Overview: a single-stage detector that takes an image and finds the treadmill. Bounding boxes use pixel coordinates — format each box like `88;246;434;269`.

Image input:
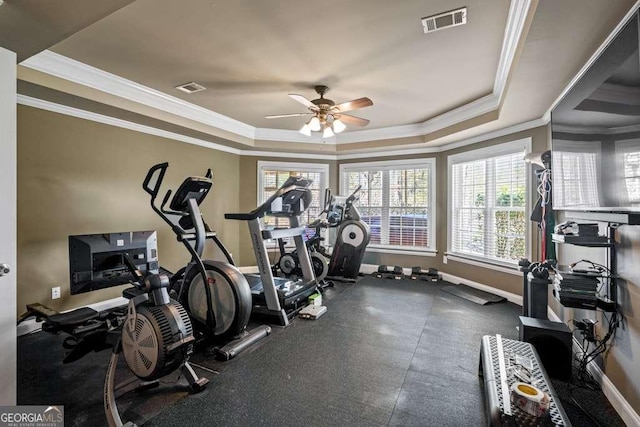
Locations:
225;176;319;326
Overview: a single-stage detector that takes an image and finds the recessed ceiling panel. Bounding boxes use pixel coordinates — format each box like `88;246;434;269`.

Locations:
50;0;509;132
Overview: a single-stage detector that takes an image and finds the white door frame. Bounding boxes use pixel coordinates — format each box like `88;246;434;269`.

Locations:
0;46;17;405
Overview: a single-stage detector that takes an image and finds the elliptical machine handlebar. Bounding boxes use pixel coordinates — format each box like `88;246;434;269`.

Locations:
143;162;169;198
347;185;362;204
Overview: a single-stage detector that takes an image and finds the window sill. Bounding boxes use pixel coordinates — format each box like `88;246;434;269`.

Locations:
366;246;437;257
444;253;521;276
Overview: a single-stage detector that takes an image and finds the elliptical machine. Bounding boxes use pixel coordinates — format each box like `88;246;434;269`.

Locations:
327;185;371;281
142;163;270;358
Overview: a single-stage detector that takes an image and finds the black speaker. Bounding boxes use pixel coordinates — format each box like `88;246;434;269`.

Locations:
524;274;549;320
519;316;572;381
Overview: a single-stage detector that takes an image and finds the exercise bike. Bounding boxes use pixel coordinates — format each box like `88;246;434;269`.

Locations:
20;250;208;427
274;189;339;288
142;163;270;358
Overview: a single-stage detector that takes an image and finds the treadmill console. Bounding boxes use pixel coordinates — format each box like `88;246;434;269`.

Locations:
266;177;313;218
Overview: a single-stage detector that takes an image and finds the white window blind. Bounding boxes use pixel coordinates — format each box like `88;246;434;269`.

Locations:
257;161;329;229
448;140;529;265
616;140;640;205
340;159;436;252
553;141;600;208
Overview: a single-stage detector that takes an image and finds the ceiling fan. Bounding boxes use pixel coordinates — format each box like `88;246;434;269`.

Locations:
265;85;373;137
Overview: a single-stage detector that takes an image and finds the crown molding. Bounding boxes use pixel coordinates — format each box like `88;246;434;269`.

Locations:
19;94;549;161
20;50;256;140
19;1;532;147
336;93;498;144
553;122;640;135
17;94;244;155
338;117;547;159
253;127;335;144
494;0;533;103
17;94;333;159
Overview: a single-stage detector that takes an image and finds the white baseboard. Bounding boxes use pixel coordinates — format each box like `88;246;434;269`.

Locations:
360;263;523;305
237;266;259;274
439;272;523;306
548;308;640;426
17;296;129;337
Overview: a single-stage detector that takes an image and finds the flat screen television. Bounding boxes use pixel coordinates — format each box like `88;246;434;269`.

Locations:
551;11;640;212
68;231;159;295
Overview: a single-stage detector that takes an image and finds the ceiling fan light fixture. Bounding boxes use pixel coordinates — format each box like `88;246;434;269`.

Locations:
308;116;321;132
300;123;312;136
332;118;346;133
323;126;335;138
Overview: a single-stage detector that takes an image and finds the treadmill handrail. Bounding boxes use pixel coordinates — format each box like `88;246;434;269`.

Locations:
225;179;312;222
225;209;263;221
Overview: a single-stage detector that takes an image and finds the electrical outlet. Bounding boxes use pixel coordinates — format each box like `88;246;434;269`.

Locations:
443;255;448;264
51;286;61;300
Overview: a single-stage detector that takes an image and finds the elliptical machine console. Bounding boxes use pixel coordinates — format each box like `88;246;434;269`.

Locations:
226;176;319;326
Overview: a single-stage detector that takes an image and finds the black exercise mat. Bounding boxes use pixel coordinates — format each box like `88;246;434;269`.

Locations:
441;284;506;305
19;277;623;427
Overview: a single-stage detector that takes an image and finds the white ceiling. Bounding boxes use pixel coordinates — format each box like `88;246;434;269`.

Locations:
4;0;639;154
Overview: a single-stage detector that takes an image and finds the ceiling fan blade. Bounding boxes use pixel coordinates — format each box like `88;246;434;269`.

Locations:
331;97;373;113
289;94;318;110
265;113;312;119
335;114;370;127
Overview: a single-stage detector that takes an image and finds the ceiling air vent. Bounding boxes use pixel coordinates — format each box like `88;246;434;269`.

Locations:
421;7;467;34
175;82;206;94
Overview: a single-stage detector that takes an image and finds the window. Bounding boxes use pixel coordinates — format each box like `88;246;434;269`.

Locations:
553;140;601;208
448;139;530;266
616;140;640;205
257;161;329;229
340;159;436;252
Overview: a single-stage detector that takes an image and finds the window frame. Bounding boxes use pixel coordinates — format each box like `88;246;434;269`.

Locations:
447;138;532;269
339;158;437;255
257;160;330;228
